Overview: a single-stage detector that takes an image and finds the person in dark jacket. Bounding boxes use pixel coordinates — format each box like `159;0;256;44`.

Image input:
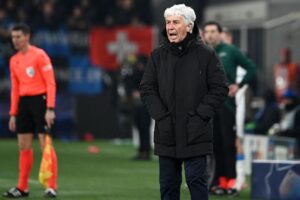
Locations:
123;54;152;160
139;4;228;200
276;89;300;154
253;90;280;135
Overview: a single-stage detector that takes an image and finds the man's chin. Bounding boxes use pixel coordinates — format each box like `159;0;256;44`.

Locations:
169;39;179;43
168;36;178;42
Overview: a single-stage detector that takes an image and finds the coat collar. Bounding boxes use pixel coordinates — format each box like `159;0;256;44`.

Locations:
161;24;202;56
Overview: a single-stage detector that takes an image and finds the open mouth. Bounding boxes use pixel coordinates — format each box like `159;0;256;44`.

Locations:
168;33;177;40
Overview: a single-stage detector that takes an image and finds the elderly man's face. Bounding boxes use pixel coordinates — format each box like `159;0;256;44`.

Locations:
165;15;190;43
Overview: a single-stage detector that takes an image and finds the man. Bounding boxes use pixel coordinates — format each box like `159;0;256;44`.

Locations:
253;90;280;135
3;24;57;198
276;89;300;153
222;27;248;191
274;48;300;103
140;4;228;200
221;27;233;45
123;54;152;160
202;21;256;196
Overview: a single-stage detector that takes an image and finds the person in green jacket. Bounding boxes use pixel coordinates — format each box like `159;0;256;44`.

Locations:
202;21;256;196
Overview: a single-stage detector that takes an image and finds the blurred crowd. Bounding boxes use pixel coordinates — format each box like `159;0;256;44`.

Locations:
247;47;300;147
0;0;152;32
0;0;153;96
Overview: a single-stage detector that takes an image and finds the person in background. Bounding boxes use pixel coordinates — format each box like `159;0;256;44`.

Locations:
123;54;152;160
203;21;256;196
253;90;281;135
221;27;233;45
3;23;57;198
276;89;300;155
274;48;300;103
221;26;252;191
140;4;228;199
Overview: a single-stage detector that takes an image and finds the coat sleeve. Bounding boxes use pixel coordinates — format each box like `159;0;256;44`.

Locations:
139;53;168;121
196;50;229;120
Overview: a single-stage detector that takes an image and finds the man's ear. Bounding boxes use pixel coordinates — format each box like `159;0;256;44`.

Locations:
186;24;192;32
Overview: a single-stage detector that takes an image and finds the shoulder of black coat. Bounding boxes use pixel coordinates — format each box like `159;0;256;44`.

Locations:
194;40;214;57
151;44;166;57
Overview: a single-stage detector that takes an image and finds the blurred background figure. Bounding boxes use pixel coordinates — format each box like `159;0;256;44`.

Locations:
122;54;151;160
104;0;151;26
203;21;256;196
222;26;249;192
252;90;281;135
276;89;300;154
105;0;139;26
274;48;300;103
221;27;233;45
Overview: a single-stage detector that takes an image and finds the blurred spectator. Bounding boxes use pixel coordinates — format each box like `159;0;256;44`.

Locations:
0;7;14;81
274;48;300;103
0;0;152;30
16;8;29;24
123;54;151;160
135;0;152;25
276;89;300;153
0;8;11;39
105;0;140;26
253;90;281;135
67;6;89;31
221;27;233;45
67;0;95;31
34;0;61;30
80;0;95;21
4;0;18;21
104;0;152;26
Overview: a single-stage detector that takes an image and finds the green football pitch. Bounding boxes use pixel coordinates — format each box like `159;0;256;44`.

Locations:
0;139;251;199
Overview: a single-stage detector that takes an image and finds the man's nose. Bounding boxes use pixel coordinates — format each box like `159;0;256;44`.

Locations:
168;23;175;29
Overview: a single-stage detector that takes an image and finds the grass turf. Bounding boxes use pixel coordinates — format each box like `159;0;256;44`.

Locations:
0;139;251;199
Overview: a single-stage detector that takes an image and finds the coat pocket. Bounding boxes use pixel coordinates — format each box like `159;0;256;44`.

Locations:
154;116;175;146
186;115;212;145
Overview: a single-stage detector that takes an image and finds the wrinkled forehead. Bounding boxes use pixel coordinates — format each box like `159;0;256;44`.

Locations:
165;14;185;22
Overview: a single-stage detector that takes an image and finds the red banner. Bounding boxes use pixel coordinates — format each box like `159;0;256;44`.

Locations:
89;26;155;70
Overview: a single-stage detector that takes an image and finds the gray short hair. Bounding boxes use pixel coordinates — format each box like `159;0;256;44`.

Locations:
164;4;196;32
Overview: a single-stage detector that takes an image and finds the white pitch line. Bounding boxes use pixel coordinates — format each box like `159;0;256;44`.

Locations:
58;191;104;195
0;178;39;185
28;179;40;184
0;179;104;196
